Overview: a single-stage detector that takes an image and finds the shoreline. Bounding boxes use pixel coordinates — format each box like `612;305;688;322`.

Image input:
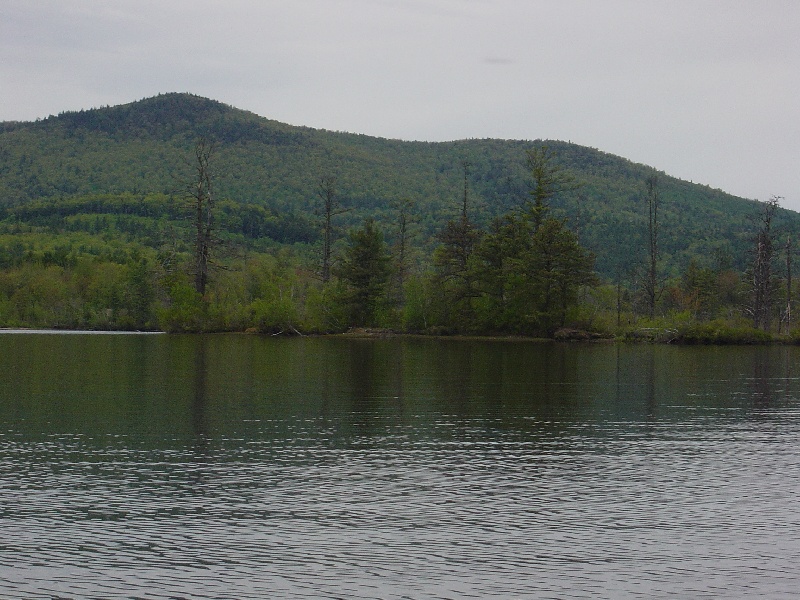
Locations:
1;326;795;345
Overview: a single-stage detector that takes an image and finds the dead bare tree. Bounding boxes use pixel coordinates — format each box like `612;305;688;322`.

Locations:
786;235;793;334
189;137;215;296
643;173;662;319
750;196;780;331
391;197;416;302
316;176;350;283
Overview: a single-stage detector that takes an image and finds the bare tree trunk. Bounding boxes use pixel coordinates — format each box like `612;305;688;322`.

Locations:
190;138;214;296
753;234;771;330
785;235;792;334
317;176;349;283
433;161;481;326
751;197;779;331
391;197;415;302
645;174;660;319
458;160;474;274
461;160;470;223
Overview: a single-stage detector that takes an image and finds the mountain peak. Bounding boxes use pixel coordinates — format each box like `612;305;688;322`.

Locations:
44;92;231;136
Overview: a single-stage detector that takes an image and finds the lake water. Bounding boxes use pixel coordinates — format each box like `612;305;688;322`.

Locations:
2;333;800;599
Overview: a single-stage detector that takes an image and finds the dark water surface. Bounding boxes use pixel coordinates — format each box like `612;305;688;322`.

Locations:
2;333;800;599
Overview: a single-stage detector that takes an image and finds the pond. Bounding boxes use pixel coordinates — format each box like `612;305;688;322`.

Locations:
1;333;800;598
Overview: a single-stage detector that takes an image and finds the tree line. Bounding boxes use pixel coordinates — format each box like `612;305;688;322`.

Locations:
0;138;795;341
4;93;779;286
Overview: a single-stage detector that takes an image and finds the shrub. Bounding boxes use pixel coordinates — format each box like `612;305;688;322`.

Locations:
677;320;773;344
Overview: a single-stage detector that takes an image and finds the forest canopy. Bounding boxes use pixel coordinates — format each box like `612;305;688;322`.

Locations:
0;93;798;339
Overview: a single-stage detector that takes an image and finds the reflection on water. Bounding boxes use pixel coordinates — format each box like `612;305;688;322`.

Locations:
190;336;209;455
2;335;800;598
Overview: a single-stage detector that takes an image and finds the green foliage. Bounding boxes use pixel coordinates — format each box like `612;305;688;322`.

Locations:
471;214;531;331
432;212;482;329
334;219;393;327
157;274;205;332
245;256;302;333
303;281;350;333
524;218;597;334
677;319;774;344
249;294;298;333
525;145;577;230
0;193;315;248
400;274;436;332
2;93;800;341
3;93;796;283
126;258;156;329
468;211;596;335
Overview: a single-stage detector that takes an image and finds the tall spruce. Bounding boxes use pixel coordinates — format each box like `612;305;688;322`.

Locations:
433;161;481;327
335;218;392;327
525;146;575;232
526;217;596;333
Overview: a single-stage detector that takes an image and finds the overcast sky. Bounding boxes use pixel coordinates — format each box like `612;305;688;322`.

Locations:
2;0;799;209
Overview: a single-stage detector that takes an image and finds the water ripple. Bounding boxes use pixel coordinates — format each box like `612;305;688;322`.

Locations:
2;409;800;599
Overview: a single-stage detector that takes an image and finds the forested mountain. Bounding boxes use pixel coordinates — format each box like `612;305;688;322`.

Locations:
2;92;795;277
0;93;796;336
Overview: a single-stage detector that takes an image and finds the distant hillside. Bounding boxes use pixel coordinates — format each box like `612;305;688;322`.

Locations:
1;92;796;276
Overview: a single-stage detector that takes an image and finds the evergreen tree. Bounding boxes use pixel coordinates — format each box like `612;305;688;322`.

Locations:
674;258;717;319
525;218;596;333
472;213;531;331
335;219;392;327
432;161;482;329
469;148;593;334
125;257;155;329
525;146;576;231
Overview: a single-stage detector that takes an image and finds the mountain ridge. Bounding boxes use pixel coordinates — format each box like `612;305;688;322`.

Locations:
0;92;795;276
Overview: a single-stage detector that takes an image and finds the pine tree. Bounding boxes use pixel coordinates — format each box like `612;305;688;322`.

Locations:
335;219;392;327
